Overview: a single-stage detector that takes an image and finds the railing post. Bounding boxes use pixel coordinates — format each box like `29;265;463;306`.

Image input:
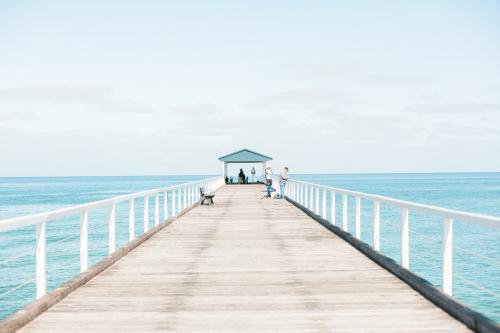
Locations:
342;193;348;231
304;185;311;209
322;188;326;219
129;199;135;241
299;184;302;204
330;191;335;225
177;187;181;212
80;210;88;272
355;196;361;239
302;185;306;207
303;184;306;206
183;186;187;209
302;184;305;206
294;183;298;201
36;221;47;299
171;190;176;216
315;187;320;214
190;185;194;206
163;191;168;220
144;195;149;232
309;186;313;210
154;193;160;226
443;218;453;295
401;208;409;269
373;200;380;251
109;203;116;255
304;186;308;208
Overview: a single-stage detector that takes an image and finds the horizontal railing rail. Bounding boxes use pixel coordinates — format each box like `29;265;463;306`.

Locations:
275;177;500;298
283;179;500;229
0;176;224;301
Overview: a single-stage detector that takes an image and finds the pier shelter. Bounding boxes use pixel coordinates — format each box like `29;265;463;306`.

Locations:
219;148;272;183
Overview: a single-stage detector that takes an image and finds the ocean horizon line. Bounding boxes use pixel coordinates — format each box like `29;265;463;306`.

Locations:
1;171;500;179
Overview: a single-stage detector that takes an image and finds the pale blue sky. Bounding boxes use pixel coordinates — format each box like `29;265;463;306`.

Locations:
1;0;499;176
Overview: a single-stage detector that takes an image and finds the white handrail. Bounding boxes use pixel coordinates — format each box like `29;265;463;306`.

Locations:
0;175;225;300
288;179;500;229
0;176;223;232
282;177;500;299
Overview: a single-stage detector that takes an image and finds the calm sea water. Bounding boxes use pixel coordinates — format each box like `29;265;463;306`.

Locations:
0;173;499;322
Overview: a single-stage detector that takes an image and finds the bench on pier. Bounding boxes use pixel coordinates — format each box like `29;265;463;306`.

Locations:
200;187;215;205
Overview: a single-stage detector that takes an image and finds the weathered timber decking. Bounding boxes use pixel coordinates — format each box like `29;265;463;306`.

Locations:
19;185;470;332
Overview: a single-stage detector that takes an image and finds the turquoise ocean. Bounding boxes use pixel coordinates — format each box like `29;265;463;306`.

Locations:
0;173;499;322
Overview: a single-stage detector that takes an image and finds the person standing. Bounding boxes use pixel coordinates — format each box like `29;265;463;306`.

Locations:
279;167;289;199
238;168;246;184
251;167;256;183
265;166;273;197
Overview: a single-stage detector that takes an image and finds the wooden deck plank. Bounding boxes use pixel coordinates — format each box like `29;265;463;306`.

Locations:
19;185;470;332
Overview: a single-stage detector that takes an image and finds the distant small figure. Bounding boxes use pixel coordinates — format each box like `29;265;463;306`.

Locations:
251;167;256;183
278;167;289;199
238;168;246;184
265;166;273;197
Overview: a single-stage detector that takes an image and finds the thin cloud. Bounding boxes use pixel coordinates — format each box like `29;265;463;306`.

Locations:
0;84;112;102
169;102;293;135
407;93;441;101
407;102;500;114
0;110;41;122
281;62;433;84
171;103;219;117
0;83;154;114
486;84;500;92
247;89;358;110
361;73;433;84
431;122;500;140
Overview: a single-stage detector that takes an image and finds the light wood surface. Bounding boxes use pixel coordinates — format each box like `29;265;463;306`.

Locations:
20;185;470;332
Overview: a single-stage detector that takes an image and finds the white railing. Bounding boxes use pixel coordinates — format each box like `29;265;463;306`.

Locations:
279;178;500;297
0;176;224;300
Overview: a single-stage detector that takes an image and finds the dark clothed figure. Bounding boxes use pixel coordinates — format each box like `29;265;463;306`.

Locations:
238;169;246;184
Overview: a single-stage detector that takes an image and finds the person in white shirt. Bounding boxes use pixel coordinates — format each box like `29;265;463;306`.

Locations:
278;167;289;199
251;167;256;183
265;166;273;197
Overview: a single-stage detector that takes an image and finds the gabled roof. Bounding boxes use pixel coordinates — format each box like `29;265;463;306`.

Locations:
218;149;272;163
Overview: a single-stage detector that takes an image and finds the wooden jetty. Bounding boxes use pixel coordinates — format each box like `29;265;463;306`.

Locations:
17;185;470;332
